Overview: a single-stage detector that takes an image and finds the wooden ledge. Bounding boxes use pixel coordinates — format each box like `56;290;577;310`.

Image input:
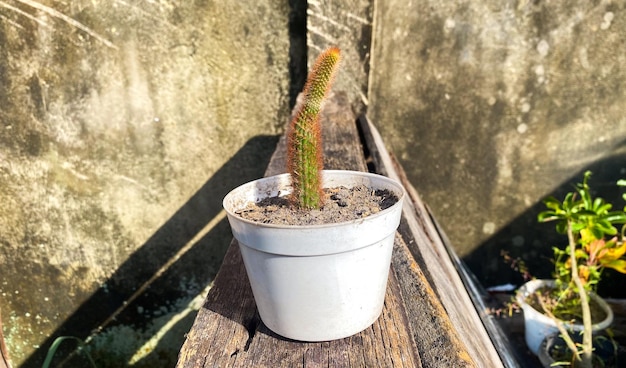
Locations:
176;92;503;367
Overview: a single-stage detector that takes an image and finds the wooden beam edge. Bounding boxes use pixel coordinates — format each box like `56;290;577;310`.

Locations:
357;115;505;368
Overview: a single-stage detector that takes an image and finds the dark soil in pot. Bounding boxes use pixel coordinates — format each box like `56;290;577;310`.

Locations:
538;333;626;368
525;286;609;324
235;185;399;225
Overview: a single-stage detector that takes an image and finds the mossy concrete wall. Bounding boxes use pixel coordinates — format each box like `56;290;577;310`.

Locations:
1;1;291;366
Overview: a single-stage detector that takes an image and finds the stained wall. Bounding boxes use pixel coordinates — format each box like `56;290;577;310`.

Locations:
0;1;291;366
3;0;626;366
368;0;626;287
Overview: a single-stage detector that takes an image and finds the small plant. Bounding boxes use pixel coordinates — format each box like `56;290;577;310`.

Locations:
536;171;626;367
286;47;341;209
42;336;98;368
222;45;406;342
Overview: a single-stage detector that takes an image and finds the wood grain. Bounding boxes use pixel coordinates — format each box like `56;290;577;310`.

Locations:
177;92;503;367
358;115;505;367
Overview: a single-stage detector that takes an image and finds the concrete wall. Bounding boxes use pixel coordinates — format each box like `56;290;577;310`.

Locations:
3;0;626;366
0;1;291;366
368;0;626;288
306;0;373;115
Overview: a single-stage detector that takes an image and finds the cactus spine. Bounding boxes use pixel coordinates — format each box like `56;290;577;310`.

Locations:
287;47;341;209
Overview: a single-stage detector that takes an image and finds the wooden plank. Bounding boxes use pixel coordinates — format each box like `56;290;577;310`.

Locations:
178;241;421;368
177;92;420;367
358;115;504;367
177;92;505;367
429;215;525;368
391;232;475;366
231;268;419;368
175;240;254;368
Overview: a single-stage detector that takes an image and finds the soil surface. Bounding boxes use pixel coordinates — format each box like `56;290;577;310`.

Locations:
526;286;609;323
235;185;399;226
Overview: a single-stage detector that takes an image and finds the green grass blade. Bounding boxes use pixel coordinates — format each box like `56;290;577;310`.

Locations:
42;336;97;368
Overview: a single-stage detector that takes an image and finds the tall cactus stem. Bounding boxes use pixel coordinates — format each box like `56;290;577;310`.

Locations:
287;47;341;209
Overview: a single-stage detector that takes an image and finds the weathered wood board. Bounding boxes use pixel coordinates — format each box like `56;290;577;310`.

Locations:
176;92;503;367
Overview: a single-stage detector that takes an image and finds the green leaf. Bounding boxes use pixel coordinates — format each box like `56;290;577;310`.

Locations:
592;197;603;209
605;212;626;224
42;336;98;368
543;196;563;209
575;209;597;217
595;220;617;236
537;211;561;222
595;202;612;214
570;222;586;233
556;221;568;234
589;226;604;239
575;249;588;259
563;192;576;210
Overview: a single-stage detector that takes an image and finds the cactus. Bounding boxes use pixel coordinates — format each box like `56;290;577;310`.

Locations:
287;47;341;209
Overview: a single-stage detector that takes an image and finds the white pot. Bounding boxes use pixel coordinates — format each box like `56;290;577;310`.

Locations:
222;170;405;341
516;279;614;355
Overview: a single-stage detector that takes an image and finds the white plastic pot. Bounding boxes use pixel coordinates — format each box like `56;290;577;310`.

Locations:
516;279;614;355
222;170;405;341
538;332;626;368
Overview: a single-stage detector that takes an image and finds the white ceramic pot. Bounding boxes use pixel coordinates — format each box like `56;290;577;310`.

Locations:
516;279;614;355
223;170;405;341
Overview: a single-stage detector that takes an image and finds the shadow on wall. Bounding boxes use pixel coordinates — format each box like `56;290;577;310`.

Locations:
463;139;626;299
21;135;280;368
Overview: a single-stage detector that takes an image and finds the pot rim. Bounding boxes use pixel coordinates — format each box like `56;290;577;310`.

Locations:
516;279;614;331
222;169;406;230
539;331;626;367
223;170;406;255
